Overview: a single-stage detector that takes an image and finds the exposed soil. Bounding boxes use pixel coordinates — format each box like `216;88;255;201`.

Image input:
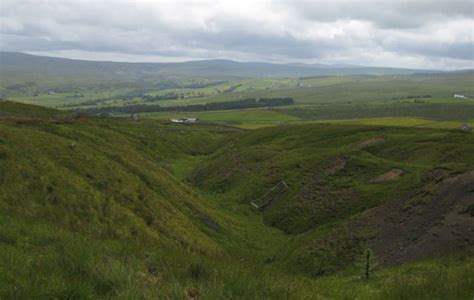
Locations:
358;136;385;148
369;168;405;183
326;156;348;175
359;169;474;265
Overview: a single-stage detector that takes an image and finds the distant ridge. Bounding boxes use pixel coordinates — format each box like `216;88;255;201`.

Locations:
0;51;442;79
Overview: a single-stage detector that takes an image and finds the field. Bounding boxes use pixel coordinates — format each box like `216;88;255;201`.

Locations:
141;108;300;128
3;71;473;131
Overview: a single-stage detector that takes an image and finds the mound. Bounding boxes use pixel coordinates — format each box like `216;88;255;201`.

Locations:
370;168;405;182
358;136;385;148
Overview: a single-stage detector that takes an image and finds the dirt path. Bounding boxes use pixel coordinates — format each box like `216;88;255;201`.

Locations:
358;136;385;148
370;168;405;183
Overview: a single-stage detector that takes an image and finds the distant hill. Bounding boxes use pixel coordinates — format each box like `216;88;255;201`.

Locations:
0;51;440;79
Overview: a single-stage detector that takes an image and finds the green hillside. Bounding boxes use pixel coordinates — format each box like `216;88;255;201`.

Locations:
0;101;473;298
0;52;429;81
188;122;474;273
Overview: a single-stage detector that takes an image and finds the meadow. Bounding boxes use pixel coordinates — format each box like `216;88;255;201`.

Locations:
3;72;473;131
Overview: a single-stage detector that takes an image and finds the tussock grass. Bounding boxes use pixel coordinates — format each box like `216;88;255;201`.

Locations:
1;102;473;298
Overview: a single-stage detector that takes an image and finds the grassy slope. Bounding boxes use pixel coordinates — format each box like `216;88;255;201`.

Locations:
188;122;474;274
190;123;473;221
0;101;473;298
0;102;276;297
312;117;473;128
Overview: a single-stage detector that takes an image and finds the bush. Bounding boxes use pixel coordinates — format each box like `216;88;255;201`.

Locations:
187;262;210;280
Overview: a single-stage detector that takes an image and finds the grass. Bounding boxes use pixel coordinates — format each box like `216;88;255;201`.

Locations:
312;117;474;129
142;107;300;128
185;121;474;278
1;216;472;299
5;72;473;108
140;109;473;131
278;101;474;122
5;72;474;132
1;91;473;298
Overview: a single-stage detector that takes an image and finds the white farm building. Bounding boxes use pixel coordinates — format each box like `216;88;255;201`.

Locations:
170;118;198;124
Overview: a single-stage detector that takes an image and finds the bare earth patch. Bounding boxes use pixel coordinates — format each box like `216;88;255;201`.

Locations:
358;136;385;148
357;170;474;265
370;168;405;183
326;156;348;175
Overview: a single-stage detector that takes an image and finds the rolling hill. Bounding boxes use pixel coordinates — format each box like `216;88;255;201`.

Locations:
0;100;473;298
0;51;439;80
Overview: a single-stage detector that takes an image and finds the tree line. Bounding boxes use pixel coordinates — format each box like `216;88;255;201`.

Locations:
78;97;294;114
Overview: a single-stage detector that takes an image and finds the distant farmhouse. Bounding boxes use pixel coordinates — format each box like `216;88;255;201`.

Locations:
170;118;198;124
454;94;467;99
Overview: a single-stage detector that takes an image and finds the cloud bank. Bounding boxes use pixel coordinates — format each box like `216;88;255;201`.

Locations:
1;0;473;69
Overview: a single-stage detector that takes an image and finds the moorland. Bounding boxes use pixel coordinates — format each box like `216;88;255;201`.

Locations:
0;51;473;299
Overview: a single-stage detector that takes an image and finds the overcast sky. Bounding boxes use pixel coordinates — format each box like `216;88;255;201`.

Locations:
1;0;473;69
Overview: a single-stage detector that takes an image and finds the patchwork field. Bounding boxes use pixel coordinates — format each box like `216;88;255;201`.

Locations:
5;69;473;133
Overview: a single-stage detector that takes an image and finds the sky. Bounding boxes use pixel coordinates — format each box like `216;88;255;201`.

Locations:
1;0;473;69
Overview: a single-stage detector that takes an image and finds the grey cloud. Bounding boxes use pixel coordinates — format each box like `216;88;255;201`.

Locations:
287;0;474;29
382;40;474;60
0;0;472;69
